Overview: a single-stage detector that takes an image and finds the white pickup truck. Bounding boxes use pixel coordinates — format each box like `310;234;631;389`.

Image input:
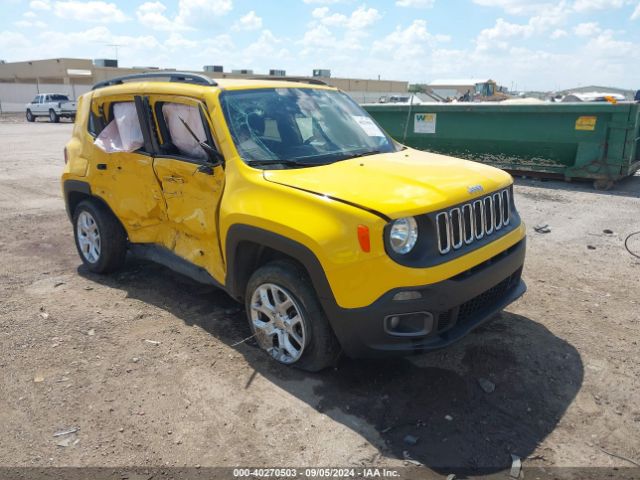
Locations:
25;93;77;123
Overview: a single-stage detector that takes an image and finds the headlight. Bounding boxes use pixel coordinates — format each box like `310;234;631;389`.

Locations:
389;217;418;254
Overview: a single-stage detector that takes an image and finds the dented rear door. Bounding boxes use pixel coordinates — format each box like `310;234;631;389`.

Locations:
87;93;167;244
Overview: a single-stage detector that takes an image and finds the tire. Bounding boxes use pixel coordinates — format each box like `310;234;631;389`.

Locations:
593;179;614;191
49;109;59;123
245;260;341;372
26;110;35;122
72;200;127;274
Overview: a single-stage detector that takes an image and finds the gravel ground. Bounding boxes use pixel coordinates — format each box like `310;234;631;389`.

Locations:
0;119;639;476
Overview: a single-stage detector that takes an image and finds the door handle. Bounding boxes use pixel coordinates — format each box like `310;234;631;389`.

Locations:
163;175;184;183
97;163;107;170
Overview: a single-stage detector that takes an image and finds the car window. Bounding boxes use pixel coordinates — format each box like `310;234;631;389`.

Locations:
44;95;50;102
32;96;39;103
93;101;145;153
50;94;69;102
157;102;209;161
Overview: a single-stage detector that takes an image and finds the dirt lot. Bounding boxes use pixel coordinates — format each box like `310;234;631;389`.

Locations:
1;116;639;476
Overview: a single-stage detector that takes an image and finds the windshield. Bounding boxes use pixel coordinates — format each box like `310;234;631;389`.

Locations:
220;88;399;168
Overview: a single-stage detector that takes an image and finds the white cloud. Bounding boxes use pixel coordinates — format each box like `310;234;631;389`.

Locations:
23;11;37;18
631;2;640;18
311;5;381;29
303;0;343;3
29;0;51;10
585;28;634;57
136;1;187;31
395;0;435;7
312;7;347;26
348;5;382;28
198;34;235;62
39;26;160;52
299;15;371;60
53;1;128;23
0;31;31;49
14;19;48;28
301;24;340;50
243;30;291;62
311;6;329;18
302;24;328;45
372;19;446;61
136;0;232;30
573;0;630;12
474;3;571;50
175;0;233;27
233;11;262;31
550;28;568;38
472;0;554;15
165;32;198;50
573;21;601;36
474;0;632;15
476;18;534;50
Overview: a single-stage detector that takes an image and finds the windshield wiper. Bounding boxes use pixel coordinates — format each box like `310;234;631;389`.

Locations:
247;159;310;167
339;149;383;161
248;150;383;168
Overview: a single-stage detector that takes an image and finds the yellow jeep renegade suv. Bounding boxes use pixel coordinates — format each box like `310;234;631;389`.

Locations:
62;72;526;371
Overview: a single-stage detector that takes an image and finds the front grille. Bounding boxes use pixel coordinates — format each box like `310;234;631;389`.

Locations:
435;267;522;333
457;268;521;325
436;311;454;332
436;189;511;254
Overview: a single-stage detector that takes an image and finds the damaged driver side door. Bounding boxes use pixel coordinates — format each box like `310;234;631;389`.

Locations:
145;95;226;284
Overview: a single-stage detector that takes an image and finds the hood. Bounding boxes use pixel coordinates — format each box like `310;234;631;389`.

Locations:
263;149;512;219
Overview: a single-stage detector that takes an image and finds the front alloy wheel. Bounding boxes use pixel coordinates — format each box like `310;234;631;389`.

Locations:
250;283;307;364
245;260;341;371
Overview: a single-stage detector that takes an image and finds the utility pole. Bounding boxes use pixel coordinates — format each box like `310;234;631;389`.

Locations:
107;44;123;63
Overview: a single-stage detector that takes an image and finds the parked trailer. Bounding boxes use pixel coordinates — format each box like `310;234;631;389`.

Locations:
364;102;640;188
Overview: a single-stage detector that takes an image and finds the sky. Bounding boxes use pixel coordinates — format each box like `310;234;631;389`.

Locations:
1;0;639;91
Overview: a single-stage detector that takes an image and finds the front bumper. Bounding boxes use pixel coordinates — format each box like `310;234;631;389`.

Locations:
325;238;526;358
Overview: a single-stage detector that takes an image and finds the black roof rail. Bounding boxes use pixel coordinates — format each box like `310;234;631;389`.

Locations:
250;76;329;86
92;71;218;90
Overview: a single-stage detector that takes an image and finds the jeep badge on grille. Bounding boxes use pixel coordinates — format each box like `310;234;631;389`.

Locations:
467;184;484;194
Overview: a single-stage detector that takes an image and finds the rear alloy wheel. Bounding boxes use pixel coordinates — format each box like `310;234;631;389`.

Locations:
26;110;35;122
76;211;101;264
72;200;127;273
49;109;59;123
245;260;341;371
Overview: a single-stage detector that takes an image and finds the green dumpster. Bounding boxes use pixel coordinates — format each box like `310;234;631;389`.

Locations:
364;102;640;188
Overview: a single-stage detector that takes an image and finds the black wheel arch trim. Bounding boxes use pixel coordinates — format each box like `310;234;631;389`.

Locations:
63;179;92;219
225;224;350;347
63;180;123;235
225;224;338;306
